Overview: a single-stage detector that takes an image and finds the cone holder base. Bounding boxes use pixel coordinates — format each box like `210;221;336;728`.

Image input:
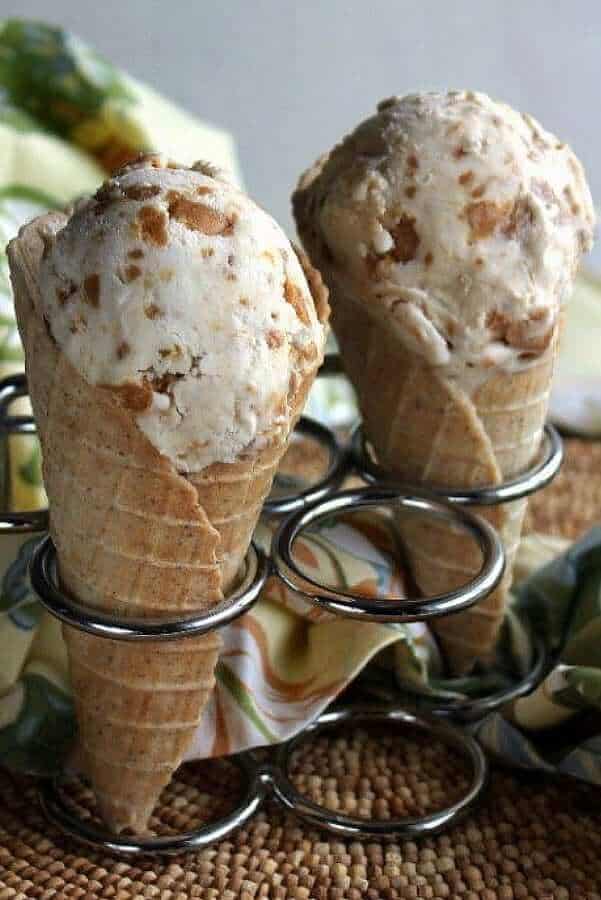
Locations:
39;705;487;856
0;370;562;854
39;754;264;858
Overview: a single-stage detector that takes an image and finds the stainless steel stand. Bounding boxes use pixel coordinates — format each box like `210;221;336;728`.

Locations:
0;371;562;855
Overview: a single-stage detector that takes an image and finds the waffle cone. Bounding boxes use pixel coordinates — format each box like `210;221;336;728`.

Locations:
9;215;325;831
331;290;557;673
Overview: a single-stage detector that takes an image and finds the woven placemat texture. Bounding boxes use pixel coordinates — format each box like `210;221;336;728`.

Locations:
2;726;601;899
525;438;601;540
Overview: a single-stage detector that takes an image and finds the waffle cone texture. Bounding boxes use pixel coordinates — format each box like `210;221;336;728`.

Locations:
8;214;327;832
328;290;556;672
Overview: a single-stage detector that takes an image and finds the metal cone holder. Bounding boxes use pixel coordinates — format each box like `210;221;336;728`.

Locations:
0;363;563;856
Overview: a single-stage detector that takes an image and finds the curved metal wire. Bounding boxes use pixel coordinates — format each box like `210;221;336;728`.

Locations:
0;370;554;852
352;423;563;506
0;372;37;435
38;754;265;857
398;629;548;723
264;416;348;516
30;536;270;641
266;705;488;839
271;486;505;622
38;704;488;853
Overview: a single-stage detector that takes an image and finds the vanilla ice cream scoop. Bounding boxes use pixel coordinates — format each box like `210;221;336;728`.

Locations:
40;154;328;472
294;91;595;369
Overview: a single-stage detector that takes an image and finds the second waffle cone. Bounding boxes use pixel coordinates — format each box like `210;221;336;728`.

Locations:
333;292;556;674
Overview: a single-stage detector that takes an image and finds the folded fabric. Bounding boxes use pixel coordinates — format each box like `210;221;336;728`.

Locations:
425;529;601;785
330;528;601;785
5;486;601;786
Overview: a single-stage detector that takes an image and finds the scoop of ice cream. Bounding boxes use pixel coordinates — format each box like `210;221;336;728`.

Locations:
40;154;328;472
294;91;595;368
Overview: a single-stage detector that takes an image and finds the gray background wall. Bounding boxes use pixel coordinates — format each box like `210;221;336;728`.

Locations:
6;0;601;268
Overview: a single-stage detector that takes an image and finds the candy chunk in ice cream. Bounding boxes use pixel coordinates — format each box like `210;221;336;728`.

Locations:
294;90;595;369
40;154;328;472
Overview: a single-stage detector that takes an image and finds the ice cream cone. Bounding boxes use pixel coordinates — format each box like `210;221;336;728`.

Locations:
293;90;593;674
330;290;557;672
9;211;326;831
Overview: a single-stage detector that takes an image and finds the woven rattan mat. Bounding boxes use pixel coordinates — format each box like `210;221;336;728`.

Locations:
525;437;601;540
0;735;601;900
2;437;601;899
2;746;601;899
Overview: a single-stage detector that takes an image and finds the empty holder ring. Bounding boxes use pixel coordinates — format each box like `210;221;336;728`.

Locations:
262;705;488;839
352;423;563;506
271;486;505;622
38;754;266;857
264;416;348;516
29;536;270;641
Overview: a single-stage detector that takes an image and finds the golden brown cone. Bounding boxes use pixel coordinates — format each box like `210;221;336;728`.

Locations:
327;289;556;672
9;215;327;831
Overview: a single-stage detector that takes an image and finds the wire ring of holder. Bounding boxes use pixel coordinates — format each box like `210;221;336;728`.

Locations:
352;423;563;506
263;416;348;516
271;486;505;622
399;628;548;723
38;705;488;853
263;705;488;839
0;510;48;533
0;372;37;435
29;537;270;641
38;754;265;857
